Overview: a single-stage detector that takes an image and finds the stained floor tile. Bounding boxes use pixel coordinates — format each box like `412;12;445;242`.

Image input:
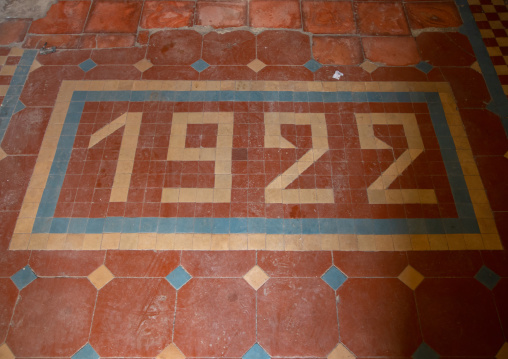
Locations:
249;0;302;29
141;1;195;29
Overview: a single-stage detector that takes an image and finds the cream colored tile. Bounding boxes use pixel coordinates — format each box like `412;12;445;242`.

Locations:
284;235;304;251
157;343;186;359
174;233;193;250
138;233;157;249
339;234;358;251
28;233;49;250
0;343;15;359
398;265;424;290
83;234;103;250
102;233;120;249
428;235;449;250
446;234;467;250
211;234;229;250
248;233;266;250
464;234;485;250
88;265;114;290
9;234;30;250
357;235;376;251
392;235;412;251
156;234;175;250
327;343;355;359
302;235;322;250
410;235;430;250
321;234;340;251
119;233;138;250
266;234;285;250
193;233;212;250
483;234;503;250
243;265;269;290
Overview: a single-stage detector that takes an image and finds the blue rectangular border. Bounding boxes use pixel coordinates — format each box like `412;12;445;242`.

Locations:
32;89;479;235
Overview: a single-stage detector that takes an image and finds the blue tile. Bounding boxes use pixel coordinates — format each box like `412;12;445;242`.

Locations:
72;91;88;101
130;91;147;102
50;218;70;233
265;218;283;234
140;217;158;232
415;61;434;74
212;218;229;234
166;266;192;290
250;91;264;102
104;217;123;233
354;219;374;234
78;59;97;72
321;266;347;290
283;219;301;234
11;265;37;290
475;266;500;290
293;92;308;102
235;91;250;101
72;343;99;359
205;91;219;101
301;218;319;234
319;218;337;234
413;343;440;359
248;218;265;232
190;91;205;101
308;92;323;102
191;59;210;73
230;218;248;233
194;218;213;233
304;59;322;72
278;91;293;102
14;101;26;115
220;91;235;101
36;201;57;217
33;217;52;233
243;343;270;359
176;218;194;233
407;218;427;234
158;218;176;233
68;218;89;233
123;217;141;233
336;219;355;234
86;218;104;234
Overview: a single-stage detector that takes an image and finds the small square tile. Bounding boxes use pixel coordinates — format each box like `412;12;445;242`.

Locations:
88;264;115;290
191;59;210;73
134;58;154;73
398;265;424;290
166;265;192;290
304;59;323;72
243;265;270;290
416;61;434;74
11;265;37;290
243;343;270;359
321;266;347;290
72;343;100;359
475;265;501;290
79;59;97;73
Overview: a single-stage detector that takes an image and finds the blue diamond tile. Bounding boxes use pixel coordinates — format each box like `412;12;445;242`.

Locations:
11;265;37;290
475;265;500;290
14;100;25;114
415;61;433;74
191;59;210;73
72;343;99;359
243;343;270;359
166;265;192;290
321;266;347;290
304;59;322;73
79;59;97;73
413;342;440;359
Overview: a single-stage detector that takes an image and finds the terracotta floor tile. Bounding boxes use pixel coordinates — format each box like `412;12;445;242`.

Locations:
0;19;31;45
196;0;247;28
405;2;462;29
407;252;483;277
312;36;363;65
482;251;508;277
29;251;105;276
0;156;36;212
91;47;146;65
84;0;142;33
141;1;194;29
302;1;356;34
249;0;302;29
105;251;180;277
6;278;96;357
461;109;508;156
338;278;421;357
200;65;256;80
257;252;332;277
181;251;255;277
416;278;504;356
440;67;491;108
476;156;508;212
362;36;421;66
202;31;256;65
147;30;202;65
257;31;311;65
416;32;475;66
0;279;18;343
96;34;136;48
257;278;338;356
494;279;508;336
333;252;408;277
90;278;176;357
173;278;256;357
29;1;91;34
356;2;410;36
2;108;52;155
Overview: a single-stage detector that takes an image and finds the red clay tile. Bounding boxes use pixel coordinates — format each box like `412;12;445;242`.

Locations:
258;278;338;356
181;251;255;277
257;30;311;65
338;278;421;357
476;156;508;212
202;31;255;65
90;278;176;357
29;251;105;276
302;1;356;34
333;252;408;277
362;36;421;65
0;156;36;212
0;19;31;45
141;1;194;28
0;278;17;343
105;251;180;277
257;252;332;277
85;0;142;33
416;32;475;66
371;66;428;81
405;2;462;29
7;278;96;357
494;279;508;336
147;30;202;65
36;49;92;65
23;34;97;49
461;109;508;156
440;67;490;108
407;252;483;277
174;278;256;357
143;65;200;79
314;65;371;81
416;278;504;356
200;65;256;80
312;36;363;65
356;2;410;36
137;30;150;45
96;34;136;48
84;65;141;79
196;0;247;28
2;108;51;155
250;0;302;29
481;251;508;277
29;1;91;34
91;47;146;64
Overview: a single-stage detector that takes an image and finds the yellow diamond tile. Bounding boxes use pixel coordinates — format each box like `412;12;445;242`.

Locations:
30;59;42;73
243;265;270;290
471;61;482;74
328;343;356;359
360;60;378;74
134;58;154;73
157;343;186;359
398;265;424;290
0;343;15;359
88;264;114;290
0;147;7;162
247;59;267;73
504;151;508;160
498;342;508;359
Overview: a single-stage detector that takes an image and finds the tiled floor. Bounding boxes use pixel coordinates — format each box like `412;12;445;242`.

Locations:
0;0;507;358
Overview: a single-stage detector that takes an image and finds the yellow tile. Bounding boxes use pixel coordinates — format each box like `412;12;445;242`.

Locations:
229;233;248;250
464;234;485;250
248;233;266;250
392;235;412;251
327;343;355;359
174;233;193;250
0;343;15;359
266;234;285;250
478;218;498;234
119;233;138;249
398;265;425;290
156;234;175;250
428;235;449;250
157;343;186;359
211;234;229;250
375;235;394;251
83;234;103;250
0;65;16;76
357;235;376;251
321;234;340;250
102;233;120;249
339;234;358;251
14;217;35;233
193;233;212;250
469;189;489;204
28;233;49;250
9;233;30;250
284;235;304;251
483;234;503;250
411;235;430;250
88;265;114;290
480;29;494;38
465;175;484;190
65;234;85;250
302;235;322;250
473;203;494;219
243;265;269;290
138;233;157;249
446;234;467;250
